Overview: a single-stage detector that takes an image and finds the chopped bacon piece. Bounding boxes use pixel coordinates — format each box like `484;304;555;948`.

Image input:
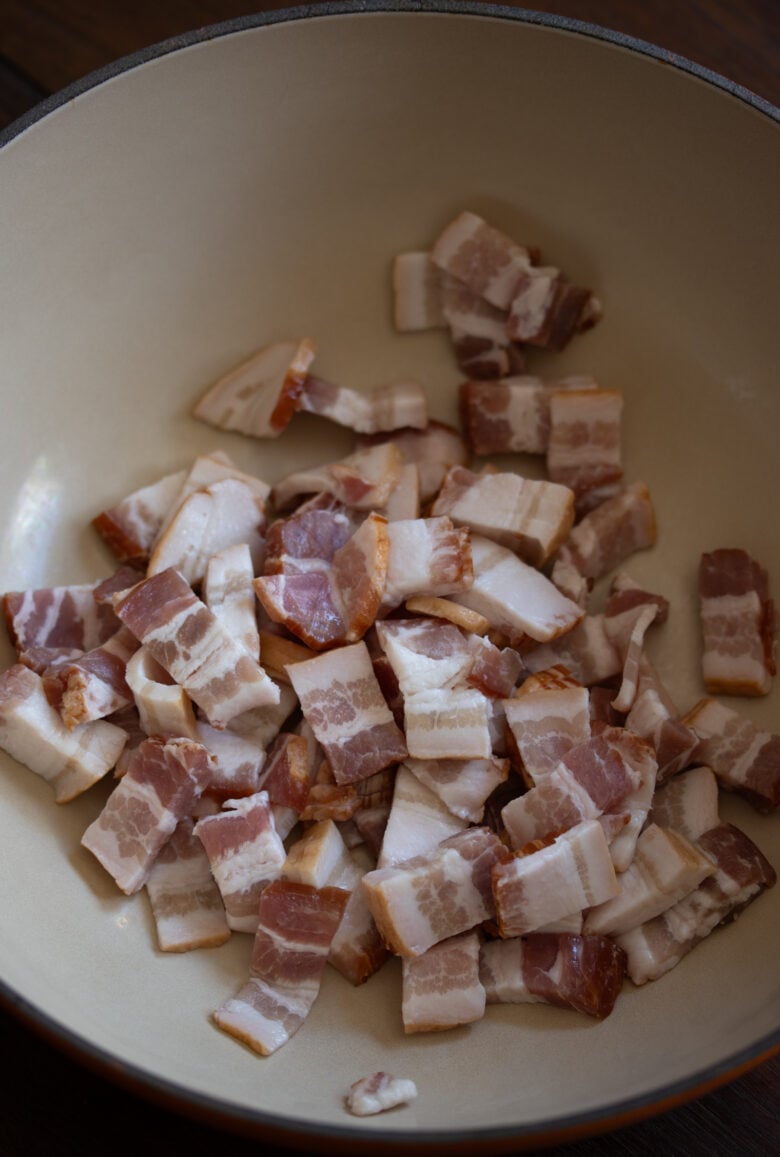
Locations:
271;441;404;513
152;451;270;547
145;817;231;952
431;465;574;568
401;931;485;1033
194;790;287;932
264;493;358;574
506;269;599;351
546;388;623;513
193;338;315;438
504;681;591;785
466;635;524;699
43;626;139;729
3;581;120;655
226;680;299;751
0;664;127;802
212;880;349;1055
551;481;657;593
392;251;447;331
625;657;698;783
404;756;509;823
606;602;661;713
377;764;467;868
202;543;261;660
440;275;525;380
346;1071;418;1116
380;462;420;522
92;468;187;563
81;736;214;894
699;548;775;696
196;722;265;801
256;732;310;812
404;596;490;635
492;820;619;937
19;645;84;676
381;516;472;612
298;375;428;433
356;420;468;504
682;697;780;812
430;210;536;311
451;535;584;645
649;765;721;842
459;375;598;458
114;568;279;728
124;645;199;741
523;614;622;686
480;932;626;1018
287;641;407;785
362;826;509;957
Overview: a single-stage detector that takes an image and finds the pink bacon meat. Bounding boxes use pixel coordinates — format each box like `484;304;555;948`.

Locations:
3;581;119;655
401;930;485;1033
93;468;187;564
297;375;428;433
381;516;473;612
699;547;776;697
43;625;139;729
546;387;623;513
355;420;468;504
81;736;214;894
683;697;780;813
145;816;231;952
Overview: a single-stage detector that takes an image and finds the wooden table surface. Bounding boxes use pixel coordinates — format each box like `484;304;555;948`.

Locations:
0;2;778;1155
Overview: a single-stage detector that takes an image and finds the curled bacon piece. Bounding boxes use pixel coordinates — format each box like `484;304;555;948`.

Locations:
271;442;404;512
699;547;776;696
381;516;472;612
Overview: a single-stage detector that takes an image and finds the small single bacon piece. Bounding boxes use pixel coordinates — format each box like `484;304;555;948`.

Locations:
81;736;214;894
551;481;657;593
124;646;199;741
480;932;626;1018
298;375;428;433
404;756;509;824
523;614;621;686
196;723;266;802
699;548;776;696
202;543;261;660
546;388;623;513
0;664;127;802
615;823;776;985
583;823;715;937
212;880;349;1055
504;679;591;785
193;338;315;438
402;930;485;1033
624;657;698;784
440;274;525;380
431;466;574;569
405;596;491;635
649;765;721;842
506;271;600;352
380;462;420;521
381;516;473;612
492;820;619;937
392;251;447;331
467;635;525;699
271;442;404;513
114;568;279;728
682;697;780;812
459;375;598;458
346;1071;418;1116
431;210;536;311
194;790;287;932
362;826;509;957
356;420;468;504
256;732;310;812
93;468;187;563
450;535;584;645
287;641;407;785
377;764;468;868
3;581;120;655
145;816;231;952
226;681;299;750
151;451;270;547
44;626;139;729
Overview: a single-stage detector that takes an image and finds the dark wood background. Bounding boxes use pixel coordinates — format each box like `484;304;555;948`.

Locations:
0;2;778;1155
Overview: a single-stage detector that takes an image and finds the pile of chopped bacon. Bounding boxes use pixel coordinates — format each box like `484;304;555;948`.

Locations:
0;210;777;1078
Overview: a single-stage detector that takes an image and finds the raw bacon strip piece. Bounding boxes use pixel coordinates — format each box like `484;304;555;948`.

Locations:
616;823;776;985
298;376;428;433
404;687;493;761
92;468;187;563
374;618;476;698
196;723;265;802
699;548;776;696
450;535;584;646
481;933;626;1018
466;636;524;699
212;881;349;1055
0;664;127;802
492;820;619;937
392;251;447;331
584;823;715;937
546;388;623;513
459;375;598;458
431;466;574;569
606;603;660;714
3;582;120;655
145;817;231;952
551;482;657;593
649;766;720;842
682;697;780;812
523;615;622;686
19;646;84;676
401;931;485;1033
377;764;467;868
356;420;468;504
504;682;591;785
147;479;266;587
282;818;361;889
330;853;391;985
202;543;260;660
405;756;509;823
124;646;199;741
346;1072;418;1116
430;210;536;311
152;451;270;547
362;826;509;957
256;732;310;812
193;338;315;438
115;568;280;728
441;276;525;381
44;626;139;729
287;641;407;785
380;517;472;612
82;736;214;894
194;790;287;932
271;442;404;513
507;270;600;351
625;657;698;784
263;493;358;575
226;681;299;750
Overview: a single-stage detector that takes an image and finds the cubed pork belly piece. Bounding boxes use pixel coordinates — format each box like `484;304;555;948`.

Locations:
192;338;315;438
374;617;477;697
81;736;214;894
503;680;591;785
145;816;231;952
625;657;698;783
380;516;472;612
616;823;776;985
271;442;404;513
43;626;139;729
551;481;657;594
256;732;310;812
92;468;187;563
362;826;509;957
523;614;622;686
226;680;300;751
392;251;447;331
287;641;407;785
3;581;120;654
346;1072;418;1116
450;535;584;645
441;275;525;380
202;543;261;660
459;375;598;458
431;210;536;311
404;756;509;824
546;388;623;513
212;880;349;1055
380;462;420;522
480;932;626;1018
649;765;721;842
196;723;266;802
194;790;287;932
492;819;619;937
377;764;468;868
430;465;574;568
401;931;485;1033
124;645;200;741
355;420;468;504
699;548;776;696
682;697;780;812
466;635;525;699
114;568;279;728
0;664;127;802
297;375;428;433
151;451;270;547
506;272;600;352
